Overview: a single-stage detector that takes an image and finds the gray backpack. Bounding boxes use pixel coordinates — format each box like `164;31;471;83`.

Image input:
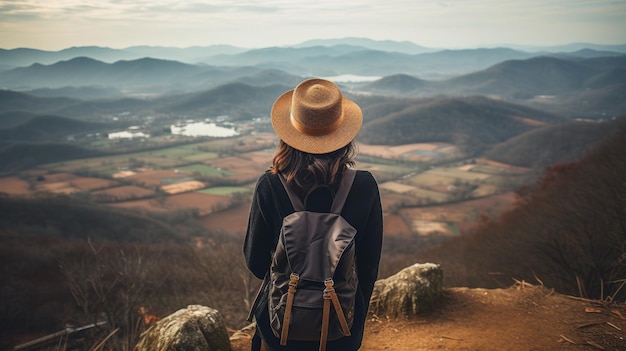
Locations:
269;169;358;351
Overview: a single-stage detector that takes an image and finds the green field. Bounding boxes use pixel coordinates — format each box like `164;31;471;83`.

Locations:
40;145;214;173
199;186;252;196
427;168;492;181
180;164;232;177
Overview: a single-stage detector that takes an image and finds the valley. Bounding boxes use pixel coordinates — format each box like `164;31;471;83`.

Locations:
0;127;529;245
1;38;624;350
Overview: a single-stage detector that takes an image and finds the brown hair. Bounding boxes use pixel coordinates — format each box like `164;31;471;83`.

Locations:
271;140;357;197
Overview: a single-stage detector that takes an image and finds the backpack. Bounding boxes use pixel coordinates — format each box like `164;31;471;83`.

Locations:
269;169;358;351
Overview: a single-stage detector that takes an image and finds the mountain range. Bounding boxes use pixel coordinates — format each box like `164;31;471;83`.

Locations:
2;38;625;79
2;51;623;119
0;37;624;172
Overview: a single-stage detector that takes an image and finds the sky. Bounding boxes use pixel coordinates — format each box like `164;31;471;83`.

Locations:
1;0;625;50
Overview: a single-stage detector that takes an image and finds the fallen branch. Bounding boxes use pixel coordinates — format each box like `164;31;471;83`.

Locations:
577;322;604;329
585;340;605;350
606;321;621;331
440;335;463;341
559;335;576;344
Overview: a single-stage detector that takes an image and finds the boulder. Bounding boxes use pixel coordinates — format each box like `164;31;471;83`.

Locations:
134;305;232;351
369;263;443;318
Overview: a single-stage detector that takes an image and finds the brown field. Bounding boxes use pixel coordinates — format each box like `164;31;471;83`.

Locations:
36;172;75;182
197;202;252;235
357;142;438;158
379;191;421;213
383;214;412;236
161;180;206;195
109;199;169;213
166;192;231;216
379;181;416;194
357;142;460;162
512;115;547;126
410;220;452;236
471;184;500;197
474;158;531;174
92;185;155;200
233;133;277;152
68;177;117;191
35;181;78;194
206;150;272;184
380;181;449;202
404;172;456;189
400;192;517;235
112;170;136;178
125;169;192;187
109;192;227;215
0;176;31;195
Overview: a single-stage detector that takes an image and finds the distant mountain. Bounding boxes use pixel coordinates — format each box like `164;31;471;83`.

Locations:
164;82;289;119
506;43;626;54
0;57;204;91
25;86;124;100
0;90;153;120
0;111;36;128
292;37;435;54
445;56;597;98
446;55;626;97
0;46;137;68
485;117;626;168
0;45;248;68
358;96;563;154
0;142;102;172
362;74;432;95
0;114;104;142
124;45;247;63
0;56;293;93
353;54;626;117
204;47;537;77
0;90;77;114
230;69;303;87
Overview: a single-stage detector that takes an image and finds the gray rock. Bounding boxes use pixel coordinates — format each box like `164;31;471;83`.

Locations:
134;305;232;351
369;263;443;318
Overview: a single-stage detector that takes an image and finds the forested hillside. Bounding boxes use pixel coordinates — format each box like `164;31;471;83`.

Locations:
418;126;626;300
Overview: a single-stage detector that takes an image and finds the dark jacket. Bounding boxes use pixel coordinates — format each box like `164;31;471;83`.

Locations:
244;169;383;351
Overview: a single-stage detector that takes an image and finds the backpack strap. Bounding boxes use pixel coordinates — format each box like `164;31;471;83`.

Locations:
280;273;300;345
278;168;356;213
278;174;305;211
330;168;356;214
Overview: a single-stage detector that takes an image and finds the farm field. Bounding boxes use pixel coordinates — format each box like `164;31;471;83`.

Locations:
92;185;155;201
1;133;532;242
400;192;517;237
357;142;462;162
0;176;30;195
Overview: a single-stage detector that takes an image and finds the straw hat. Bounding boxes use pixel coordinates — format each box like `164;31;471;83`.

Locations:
271;78;363;154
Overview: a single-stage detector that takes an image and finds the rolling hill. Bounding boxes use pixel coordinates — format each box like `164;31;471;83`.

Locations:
357;96;563;154
164;82;290;119
443;55;626;98
0;114;104;142
0;90;77;114
0;142;103;172
484;117;626;168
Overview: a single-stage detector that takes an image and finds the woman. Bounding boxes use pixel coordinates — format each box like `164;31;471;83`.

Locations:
244;78;383;351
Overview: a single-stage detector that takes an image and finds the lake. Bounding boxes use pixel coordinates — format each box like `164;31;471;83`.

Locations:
170;121;239;137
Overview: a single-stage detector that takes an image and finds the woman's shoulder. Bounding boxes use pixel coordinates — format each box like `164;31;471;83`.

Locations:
354;169;378;186
254;171;283;195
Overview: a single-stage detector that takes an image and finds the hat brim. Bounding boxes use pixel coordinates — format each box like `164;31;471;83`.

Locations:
271;89;363;154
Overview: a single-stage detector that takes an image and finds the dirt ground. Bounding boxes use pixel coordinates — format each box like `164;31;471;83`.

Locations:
230;284;626;351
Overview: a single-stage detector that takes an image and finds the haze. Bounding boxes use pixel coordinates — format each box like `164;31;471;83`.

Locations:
1;0;625;50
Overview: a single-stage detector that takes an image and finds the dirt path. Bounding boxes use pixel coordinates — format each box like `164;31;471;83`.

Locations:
231;284;626;351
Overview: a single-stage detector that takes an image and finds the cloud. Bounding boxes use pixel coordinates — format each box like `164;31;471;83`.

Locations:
0;0;625;49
